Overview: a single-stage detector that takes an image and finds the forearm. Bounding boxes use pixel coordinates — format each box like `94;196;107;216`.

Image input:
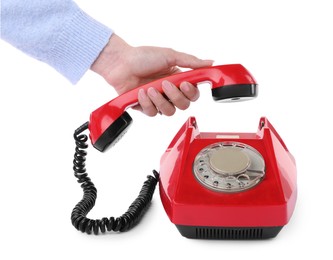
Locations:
0;0;113;84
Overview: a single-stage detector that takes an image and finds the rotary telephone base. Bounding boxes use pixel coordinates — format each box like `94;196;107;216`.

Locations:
159;117;297;239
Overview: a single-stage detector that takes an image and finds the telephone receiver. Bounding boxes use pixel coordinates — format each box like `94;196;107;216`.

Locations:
88;64;258;152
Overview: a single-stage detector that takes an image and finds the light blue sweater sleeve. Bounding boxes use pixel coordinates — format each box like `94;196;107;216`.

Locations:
0;0;113;84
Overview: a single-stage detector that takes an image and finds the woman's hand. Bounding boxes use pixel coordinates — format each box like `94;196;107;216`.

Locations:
91;34;213;116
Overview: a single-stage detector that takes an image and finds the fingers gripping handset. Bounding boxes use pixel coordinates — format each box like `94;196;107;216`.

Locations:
88;64;257;152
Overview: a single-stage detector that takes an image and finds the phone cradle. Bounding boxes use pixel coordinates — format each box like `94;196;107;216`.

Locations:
159;117;297;239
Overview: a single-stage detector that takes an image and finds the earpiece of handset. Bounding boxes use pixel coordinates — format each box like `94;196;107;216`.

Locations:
88;64;257;152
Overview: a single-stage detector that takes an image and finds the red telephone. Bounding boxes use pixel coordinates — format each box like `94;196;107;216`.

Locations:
70;64;296;239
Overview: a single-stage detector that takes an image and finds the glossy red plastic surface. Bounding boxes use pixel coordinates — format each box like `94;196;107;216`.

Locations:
159;117;297;227
89;64;256;145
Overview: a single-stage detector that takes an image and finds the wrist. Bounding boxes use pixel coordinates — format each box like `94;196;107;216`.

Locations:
91;34;131;83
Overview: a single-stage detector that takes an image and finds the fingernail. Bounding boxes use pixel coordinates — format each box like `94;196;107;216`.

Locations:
180;82;190;92
162;80;173;92
148;87;158;97
206;59;215;63
139;89;147;99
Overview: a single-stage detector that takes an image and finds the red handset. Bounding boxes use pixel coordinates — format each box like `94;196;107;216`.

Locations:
89;64;257;152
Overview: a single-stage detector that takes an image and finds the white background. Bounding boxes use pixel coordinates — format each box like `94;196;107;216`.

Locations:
1;0;332;259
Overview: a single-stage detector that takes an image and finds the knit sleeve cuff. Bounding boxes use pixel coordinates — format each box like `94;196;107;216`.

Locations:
47;10;113;84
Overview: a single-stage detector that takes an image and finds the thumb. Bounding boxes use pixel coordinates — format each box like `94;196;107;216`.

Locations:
167;49;214;69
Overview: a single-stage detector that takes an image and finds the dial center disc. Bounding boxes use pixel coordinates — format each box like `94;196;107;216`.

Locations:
209;147;250;175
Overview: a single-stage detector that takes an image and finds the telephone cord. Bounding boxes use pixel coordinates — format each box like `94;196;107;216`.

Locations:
71;122;159;235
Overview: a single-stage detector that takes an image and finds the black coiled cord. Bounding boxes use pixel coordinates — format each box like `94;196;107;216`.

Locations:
71;122;159;235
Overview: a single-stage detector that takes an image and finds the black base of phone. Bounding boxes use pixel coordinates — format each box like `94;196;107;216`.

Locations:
176;225;283;239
